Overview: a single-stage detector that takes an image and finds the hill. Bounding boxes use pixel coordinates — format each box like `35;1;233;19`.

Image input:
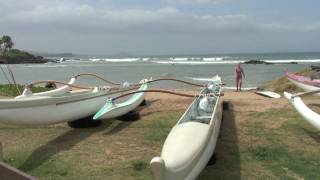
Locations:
0;49;48;64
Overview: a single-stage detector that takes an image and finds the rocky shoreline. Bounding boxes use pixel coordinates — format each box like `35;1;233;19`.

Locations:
243;59;298;65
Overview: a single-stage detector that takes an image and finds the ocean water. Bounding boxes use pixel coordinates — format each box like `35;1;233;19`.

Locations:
1;52;319;89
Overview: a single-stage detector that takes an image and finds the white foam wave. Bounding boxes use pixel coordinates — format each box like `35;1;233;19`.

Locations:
84;58;320;64
187;77;218;82
104;58;139;62
203;57;223;61
24;64;69;68
171;57;189;61
142;58;151;61
265;59;320;63
89;58;104;62
153;60;244;65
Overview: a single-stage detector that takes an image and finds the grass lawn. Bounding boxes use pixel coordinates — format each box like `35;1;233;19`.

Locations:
199;101;320;180
0;93;319;179
0;84;49;97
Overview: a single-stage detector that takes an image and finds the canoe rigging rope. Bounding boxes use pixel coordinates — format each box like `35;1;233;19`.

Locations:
74;73;121;86
113;89;223;101
0;65;12;84
25;74;217;95
4;65;21;94
144;78;206;87
27;80;94;90
29;73;207;90
73;73;207;87
26;80;141;92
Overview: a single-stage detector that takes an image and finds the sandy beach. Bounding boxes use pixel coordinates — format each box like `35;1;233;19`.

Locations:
0;88;319;179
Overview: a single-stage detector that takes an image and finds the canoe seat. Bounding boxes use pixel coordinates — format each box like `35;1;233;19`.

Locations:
191;116;211;124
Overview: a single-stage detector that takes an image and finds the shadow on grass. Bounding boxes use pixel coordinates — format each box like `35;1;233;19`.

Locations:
308;103;320;108
302;128;320;143
104;120;133;135
198;101;241;179
19;118;115;172
137;99;161;117
104;99;160;135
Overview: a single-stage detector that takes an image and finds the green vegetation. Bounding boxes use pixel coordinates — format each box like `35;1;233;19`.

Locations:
0;84;50;97
0;35;14;56
6;49;37;60
199;104;320;180
265;68;314;93
243;109;319;179
0;35;47;64
0;111;182;180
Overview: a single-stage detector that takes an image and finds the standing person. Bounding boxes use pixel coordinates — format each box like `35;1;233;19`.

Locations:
235;63;245;91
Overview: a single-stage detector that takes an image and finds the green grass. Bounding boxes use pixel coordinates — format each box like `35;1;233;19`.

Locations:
199;106;320;180
241;109;320;179
0;111;181;180
0;103;319;179
0;84;50;97
265;68;313;93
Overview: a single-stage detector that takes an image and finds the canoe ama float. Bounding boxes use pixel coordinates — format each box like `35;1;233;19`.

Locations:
284;91;320;131
150;77;223;180
93;80;148;120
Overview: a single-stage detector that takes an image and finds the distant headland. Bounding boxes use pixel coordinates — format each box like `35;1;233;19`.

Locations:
0;35;48;64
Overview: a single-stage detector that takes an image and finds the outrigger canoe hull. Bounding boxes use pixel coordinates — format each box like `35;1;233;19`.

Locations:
284;92;320;130
0;88;131;126
285;71;320;95
15;77;76;99
151;76;223;180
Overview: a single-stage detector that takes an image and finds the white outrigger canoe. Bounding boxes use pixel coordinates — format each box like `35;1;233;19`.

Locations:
285;70;320;94
15;77;76;99
0;84;136;126
284;91;320;131
93;80;148;120
150;76;223;180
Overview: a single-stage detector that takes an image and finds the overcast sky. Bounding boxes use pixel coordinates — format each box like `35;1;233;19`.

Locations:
0;0;320;55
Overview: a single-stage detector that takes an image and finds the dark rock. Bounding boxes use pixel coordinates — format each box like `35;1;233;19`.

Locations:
243;60;272;65
244;59;298;65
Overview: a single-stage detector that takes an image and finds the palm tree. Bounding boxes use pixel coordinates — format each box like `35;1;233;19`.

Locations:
1;35;14;56
0;39;3;55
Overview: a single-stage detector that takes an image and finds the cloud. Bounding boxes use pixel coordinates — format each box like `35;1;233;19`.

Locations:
0;0;319;54
1;0;318;36
163;0;230;4
0;1;253;35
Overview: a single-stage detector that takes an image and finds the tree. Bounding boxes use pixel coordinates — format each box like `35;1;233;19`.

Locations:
1;35;14;56
0;39;3;53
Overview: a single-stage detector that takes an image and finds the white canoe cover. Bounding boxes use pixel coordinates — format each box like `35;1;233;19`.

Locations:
93;82;147;120
284;91;320;130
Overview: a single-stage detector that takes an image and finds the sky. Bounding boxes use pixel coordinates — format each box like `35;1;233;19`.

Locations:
0;0;320;55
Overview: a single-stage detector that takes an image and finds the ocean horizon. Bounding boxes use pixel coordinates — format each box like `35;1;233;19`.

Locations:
1;52;319;89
